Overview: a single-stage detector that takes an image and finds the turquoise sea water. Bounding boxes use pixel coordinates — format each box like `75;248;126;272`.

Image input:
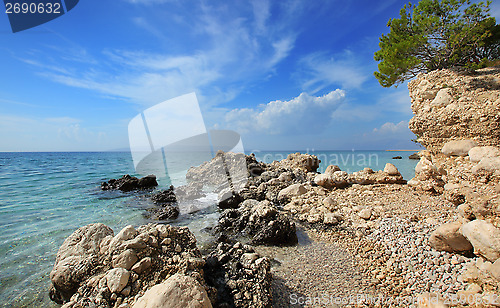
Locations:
0;150;417;307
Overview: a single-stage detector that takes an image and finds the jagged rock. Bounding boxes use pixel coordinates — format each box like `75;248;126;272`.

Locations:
468;146;500;163
429;221;472;253
101;174;158;191
204;241;272;308
215;199;298;246
442;140;477;157
151;186;177;204
49;223;113;303
274;152;320;172
49;223;211;307
132;273;212;308
461;219;500;262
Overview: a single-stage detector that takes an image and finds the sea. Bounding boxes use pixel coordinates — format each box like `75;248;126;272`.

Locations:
0;150;418;307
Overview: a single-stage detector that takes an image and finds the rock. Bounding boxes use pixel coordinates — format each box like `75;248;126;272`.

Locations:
277;152;320;172
101;174;158;191
489;258;500;281
217;189;243;209
392;156;402;159
314;174;334;189
409;152;420;160
151;185;177;204
49;223;209;307
358;208;372;220
215;200;298;246
416;292;448;308
106;268;130;293
461;219;500;262
384;163;400;176
112;249;138;270
325;165;341;175
468;146;500;163
49;223;113;303
441;140;477;156
428;221;472;253
277;184;307;202
131;257;152;274
132;273;212;308
204;241;272;308
472;157;500;173
430;87;453;107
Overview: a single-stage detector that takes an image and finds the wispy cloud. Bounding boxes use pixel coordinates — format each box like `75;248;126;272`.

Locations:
297;50;369;93
224;90;345;134
21;1;298;107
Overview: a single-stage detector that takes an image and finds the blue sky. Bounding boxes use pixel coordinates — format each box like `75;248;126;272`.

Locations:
1;0;499;152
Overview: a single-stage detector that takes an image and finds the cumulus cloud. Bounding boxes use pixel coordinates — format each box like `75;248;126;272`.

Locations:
372;120;408;134
224;90;346;134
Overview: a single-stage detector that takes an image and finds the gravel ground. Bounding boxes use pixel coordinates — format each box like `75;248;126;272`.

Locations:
255;184;484;307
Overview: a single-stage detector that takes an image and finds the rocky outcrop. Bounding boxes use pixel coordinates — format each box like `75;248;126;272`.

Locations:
408;66;500;154
101;175;158;191
313;163;406;189
49;223;213;307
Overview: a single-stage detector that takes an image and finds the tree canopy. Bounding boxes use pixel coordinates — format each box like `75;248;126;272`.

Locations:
374;0;500;87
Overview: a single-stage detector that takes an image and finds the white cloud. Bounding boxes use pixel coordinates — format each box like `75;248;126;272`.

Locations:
224;90;346;134
26;3;297;107
372;120;408;134
298;51;369;92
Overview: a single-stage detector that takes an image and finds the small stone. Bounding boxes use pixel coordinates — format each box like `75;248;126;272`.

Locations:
131;257;152;274
174;244;182;253
106;268;130;293
161;238;171;245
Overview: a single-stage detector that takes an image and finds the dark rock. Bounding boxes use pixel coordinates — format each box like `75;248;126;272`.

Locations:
204;241;272;308
392;156;403;159
215;200;298;246
101;174;158;191
151;185;177;204
409;152;420;160
154;206;180;220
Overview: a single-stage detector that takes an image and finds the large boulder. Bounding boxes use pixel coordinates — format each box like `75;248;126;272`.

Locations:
49;223;113;303
461;220;500;262
383;163;400;176
428;221;472;253
133;273;212;308
441;140;477;157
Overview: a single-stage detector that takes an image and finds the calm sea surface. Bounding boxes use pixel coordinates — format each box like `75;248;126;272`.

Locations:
0;150;417;307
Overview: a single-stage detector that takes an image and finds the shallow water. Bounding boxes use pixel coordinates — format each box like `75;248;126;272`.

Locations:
0;150;417;307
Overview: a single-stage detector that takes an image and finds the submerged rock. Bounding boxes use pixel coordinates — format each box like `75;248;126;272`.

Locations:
101;174;158;191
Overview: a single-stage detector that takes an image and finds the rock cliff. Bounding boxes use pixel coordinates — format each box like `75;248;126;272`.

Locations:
408;66;500;154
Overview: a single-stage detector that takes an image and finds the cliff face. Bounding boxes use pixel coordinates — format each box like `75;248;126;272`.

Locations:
408;66;500;154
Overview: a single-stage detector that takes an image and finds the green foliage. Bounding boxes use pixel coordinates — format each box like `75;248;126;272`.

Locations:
374;0;500;87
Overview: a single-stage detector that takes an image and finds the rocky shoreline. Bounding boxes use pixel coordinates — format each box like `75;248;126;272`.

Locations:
49;66;500;307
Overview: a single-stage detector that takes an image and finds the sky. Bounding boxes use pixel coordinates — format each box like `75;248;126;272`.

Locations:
0;0;499;152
